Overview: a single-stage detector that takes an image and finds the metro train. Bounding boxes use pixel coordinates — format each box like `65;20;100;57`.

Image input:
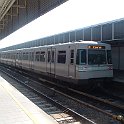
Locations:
0;41;113;86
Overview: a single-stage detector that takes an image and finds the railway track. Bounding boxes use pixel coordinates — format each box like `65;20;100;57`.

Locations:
0;65;96;124
0;64;124;124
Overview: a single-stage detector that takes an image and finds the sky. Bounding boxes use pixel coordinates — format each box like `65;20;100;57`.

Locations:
0;0;124;48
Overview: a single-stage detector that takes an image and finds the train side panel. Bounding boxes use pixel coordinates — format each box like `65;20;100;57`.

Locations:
33;47;47;73
0;41;113;86
55;45;69;78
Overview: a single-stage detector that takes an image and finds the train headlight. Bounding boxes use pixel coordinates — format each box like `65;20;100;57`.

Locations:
77;66;88;72
108;65;113;70
82;67;87;70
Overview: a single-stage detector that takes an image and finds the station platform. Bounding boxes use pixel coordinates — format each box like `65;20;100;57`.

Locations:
0;75;58;124
113;70;124;83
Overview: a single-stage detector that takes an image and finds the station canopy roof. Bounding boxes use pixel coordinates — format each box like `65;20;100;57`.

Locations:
0;0;15;21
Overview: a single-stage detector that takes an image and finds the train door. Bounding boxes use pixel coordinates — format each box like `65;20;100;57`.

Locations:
19;52;22;67
15;53;18;67
29;52;34;69
47;48;56;75
51;48;56;74
68;46;76;78
14;52;16;66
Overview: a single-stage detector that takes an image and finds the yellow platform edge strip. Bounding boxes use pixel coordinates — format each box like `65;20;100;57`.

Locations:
1;83;40;124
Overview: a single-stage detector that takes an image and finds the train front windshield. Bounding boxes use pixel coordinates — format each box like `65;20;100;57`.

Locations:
88;50;106;65
76;48;112;65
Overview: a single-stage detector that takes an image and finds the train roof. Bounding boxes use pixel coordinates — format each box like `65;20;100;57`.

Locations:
73;40;101;44
26;40;108;49
40;40;107;47
1;40;109;52
44;40;108;46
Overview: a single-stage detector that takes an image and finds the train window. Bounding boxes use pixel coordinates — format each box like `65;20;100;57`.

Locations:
25;52;28;60
32;52;34;61
20;53;22;60
13;53;15;59
88;50;106;65
5;53;7;59
36;51;40;61
4;53;6;59
7;53;8;59
18;53;20;59
58;51;66;64
11;54;13;59
4;54;5;59
29;52;34;61
107;50;112;64
5;53;7;58
70;50;74;64
51;51;55;63
29;52;31;61
4;53;5;59
9;53;11;59
16;53;19;60
18;53;20;60
76;49;86;65
24;53;26;60
48;51;51;62
40;51;45;62
23;53;25;60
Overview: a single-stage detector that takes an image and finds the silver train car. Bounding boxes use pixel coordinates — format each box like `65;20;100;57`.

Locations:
0;41;113;85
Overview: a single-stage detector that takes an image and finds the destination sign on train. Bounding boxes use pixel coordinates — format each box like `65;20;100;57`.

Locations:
88;46;105;49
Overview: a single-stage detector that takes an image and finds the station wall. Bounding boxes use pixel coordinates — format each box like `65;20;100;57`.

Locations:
112;46;124;70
